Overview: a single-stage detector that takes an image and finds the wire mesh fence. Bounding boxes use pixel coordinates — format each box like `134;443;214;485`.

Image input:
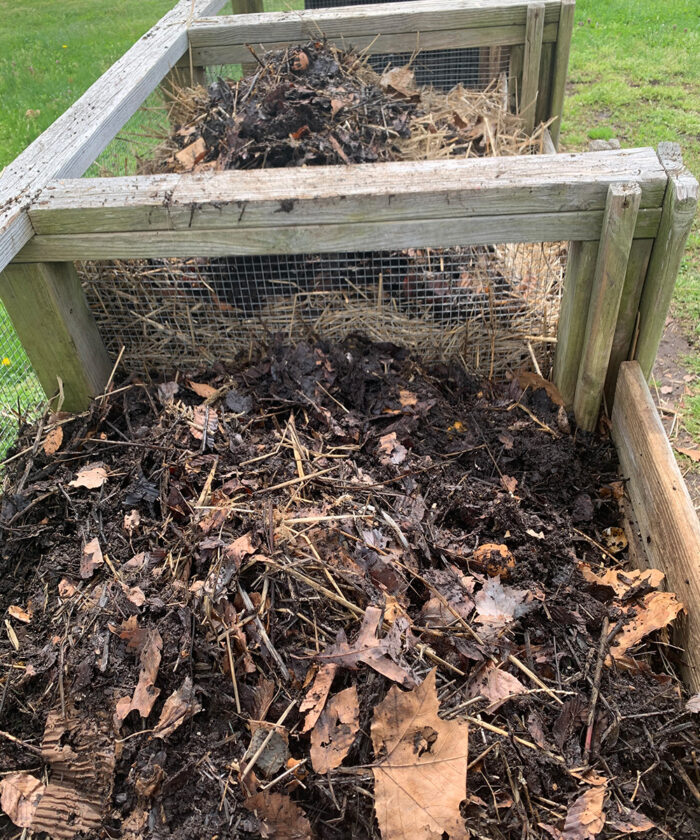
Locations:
79;242;566;379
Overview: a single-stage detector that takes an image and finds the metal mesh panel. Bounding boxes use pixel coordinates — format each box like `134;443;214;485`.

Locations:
0;304;45;457
79;242;565;378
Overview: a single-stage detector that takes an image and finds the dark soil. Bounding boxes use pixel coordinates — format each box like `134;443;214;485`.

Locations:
0;337;698;839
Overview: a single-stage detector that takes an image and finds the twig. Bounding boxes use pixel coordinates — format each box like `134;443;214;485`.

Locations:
240;699;296;782
583;616;610;763
0;729;43;757
225;630;241;715
259;758;308;791
238;583;290;682
508;654;563;705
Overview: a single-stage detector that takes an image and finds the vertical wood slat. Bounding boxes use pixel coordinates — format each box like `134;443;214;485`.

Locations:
552;240;598;407
534;42;553;127
573;182;641;431
508;44;524;111
520;2;545;132
548;0;575;147
612;361;700;693
635;144;699;379
603;238;653;408
0;263;112;411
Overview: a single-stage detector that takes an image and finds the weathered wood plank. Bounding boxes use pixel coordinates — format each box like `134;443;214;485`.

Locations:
0;0;228;275
29;149;668;236
635;144;699;379
603;238;653;408
520;3;545;131
612;361;700;693
574;182;641;431
547;0;574;147
186;0;562;64
0;262;112;411
14;209;662;262
552;240;598;407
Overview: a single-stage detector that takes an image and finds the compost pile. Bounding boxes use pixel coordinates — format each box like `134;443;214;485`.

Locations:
1;338;699;840
151;41;545;174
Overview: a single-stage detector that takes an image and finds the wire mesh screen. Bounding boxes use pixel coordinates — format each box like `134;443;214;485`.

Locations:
0;304;45;457
78;242;565;378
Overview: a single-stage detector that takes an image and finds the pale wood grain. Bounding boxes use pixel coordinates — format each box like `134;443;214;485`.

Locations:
520;3;545;132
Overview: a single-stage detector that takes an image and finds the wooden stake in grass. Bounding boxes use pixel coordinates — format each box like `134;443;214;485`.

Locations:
573;182;641;432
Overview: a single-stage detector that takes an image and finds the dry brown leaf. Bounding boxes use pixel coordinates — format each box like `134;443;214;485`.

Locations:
114;625;163;724
80;537;104;579
300;663;338;733
474;576;531;632
43;426;63;456
516;371;565;406
608;591;684;662
675;446;700;462
310;685;359;774
578;564;664;597
153;677;202;738
0;773;45;828
188;380;219;399
686;693;700;713
318;606;415;687
124;509;140;534
330;97;347;117
399;389;418;408
468;662;527;712
69;463;108;490
607;807;656;834
378;432;407;466
175;136;206;170
191;405;219;440
8;604;31;623
562;785;607;839
501;474;518;494
244;791;312;839
120;582;146;607
371;669;468;840
58;578;77;598
380;65;420;100
225;531;257;567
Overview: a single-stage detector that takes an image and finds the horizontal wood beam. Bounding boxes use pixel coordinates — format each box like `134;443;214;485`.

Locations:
612;361;700;693
185;0;562;64
0;0;228;275
29;149;667;237
14;209;662;262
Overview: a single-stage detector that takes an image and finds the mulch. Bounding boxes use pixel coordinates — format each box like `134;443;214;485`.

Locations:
1;336;698;839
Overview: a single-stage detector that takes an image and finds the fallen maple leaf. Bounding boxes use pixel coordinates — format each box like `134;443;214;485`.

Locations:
244;791;312;839
153;677;202;738
468;662;527;712
378;432;407;466
578;564;664;597
300;663;338;733
0;772;45;828
43;426;63;456
318;606;416;687
608;591;684;662
371;669;468;840
80;537;104;579
474;576;531;632
310;685;359;774
69;463;107;490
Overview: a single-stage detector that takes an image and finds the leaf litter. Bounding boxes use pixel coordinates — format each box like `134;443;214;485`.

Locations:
0;336;698;839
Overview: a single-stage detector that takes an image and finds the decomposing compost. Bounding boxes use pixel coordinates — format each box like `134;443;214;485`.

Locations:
1;337;699;839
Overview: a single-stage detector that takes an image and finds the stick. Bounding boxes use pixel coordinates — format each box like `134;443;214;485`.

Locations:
583;616;610;763
240;699;296;782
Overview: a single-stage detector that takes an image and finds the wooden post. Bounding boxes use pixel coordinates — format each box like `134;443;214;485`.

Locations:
520;2;545;132
573;182;641;431
552;240;598;407
602;238;653;408
0;262;112;412
635;144;698;379
548;0;575;148
508;45;524;112
612;361;700;693
534;42;553;127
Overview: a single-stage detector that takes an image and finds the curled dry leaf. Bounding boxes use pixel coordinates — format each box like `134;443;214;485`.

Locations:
0;772;45;828
245;791;312;840
69;463;108;490
225;531;257;567
371;669;468;840
114;622;163;724
468;662;527;712
516;371;565;406
562;785;607;839
43;426;63;456
379;65;420;101
120;582;146;607
310;685;360;774
153;677;202;738
8;604;32;623
187;380;219;399
578;564;664;597
317;605;415;687
300;663;338;733
58;578;77;598
608;591;684;663
80;537;104;579
378;432;407;466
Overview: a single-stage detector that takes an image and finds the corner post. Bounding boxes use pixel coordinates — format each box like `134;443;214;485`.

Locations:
634;143;699;379
0;262;112;412
520;2;545;133
573;182;641;431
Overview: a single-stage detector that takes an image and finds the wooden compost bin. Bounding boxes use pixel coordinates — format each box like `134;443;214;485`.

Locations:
0;0;698;689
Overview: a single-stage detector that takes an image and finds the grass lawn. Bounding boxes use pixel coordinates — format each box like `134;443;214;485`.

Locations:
0;0;698;449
